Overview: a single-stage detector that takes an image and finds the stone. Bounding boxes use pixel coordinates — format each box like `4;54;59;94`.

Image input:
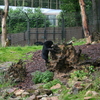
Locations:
34;89;40;96
0;96;4;100
84;97;92;100
6;88;17;94
85;90;92;96
30;83;44;90
92;91;99;96
46;96;59;100
85;83;93;90
72;87;78;94
8;96;21;100
21;92;30;97
26;94;37;100
37;95;43;99
14;89;24;96
50;83;61;90
43;89;53;96
85;90;99;97
40;97;47;100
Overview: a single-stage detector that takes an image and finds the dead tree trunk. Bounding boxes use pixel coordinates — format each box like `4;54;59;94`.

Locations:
79;0;92;44
48;43;82;73
1;0;9;47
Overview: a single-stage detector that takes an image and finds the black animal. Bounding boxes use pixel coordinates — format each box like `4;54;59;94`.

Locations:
42;40;53;63
34;41;43;46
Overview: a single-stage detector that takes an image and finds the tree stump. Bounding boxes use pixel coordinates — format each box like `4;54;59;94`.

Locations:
6;59;27;83
47;43;82;73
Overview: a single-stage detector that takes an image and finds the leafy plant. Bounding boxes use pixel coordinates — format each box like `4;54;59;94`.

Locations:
70;70;87;79
88;65;95;75
32;70;54;84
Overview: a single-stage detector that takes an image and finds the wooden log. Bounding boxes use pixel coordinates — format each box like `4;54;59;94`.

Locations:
48;43;81;72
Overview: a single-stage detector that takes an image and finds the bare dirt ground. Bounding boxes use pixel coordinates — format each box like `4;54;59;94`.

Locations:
15;43;100;89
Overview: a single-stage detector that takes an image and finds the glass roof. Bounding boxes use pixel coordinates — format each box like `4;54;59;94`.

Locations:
0;5;62;15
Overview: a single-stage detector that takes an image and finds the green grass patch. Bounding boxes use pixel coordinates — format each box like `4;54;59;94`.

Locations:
73;38;86;46
0;45;42;63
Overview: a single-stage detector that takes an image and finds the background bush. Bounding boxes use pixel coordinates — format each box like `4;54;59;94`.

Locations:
32;70;54;84
6;8;50;33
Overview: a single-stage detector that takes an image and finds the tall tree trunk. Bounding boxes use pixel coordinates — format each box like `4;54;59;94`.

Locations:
92;0;98;32
48;0;50;8
14;0;16;6
56;0;58;9
22;0;25;6
1;0;9;47
79;0;92;44
50;0;52;9
31;0;34;7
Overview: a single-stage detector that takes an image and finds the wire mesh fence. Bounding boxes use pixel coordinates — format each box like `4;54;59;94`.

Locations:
0;10;94;46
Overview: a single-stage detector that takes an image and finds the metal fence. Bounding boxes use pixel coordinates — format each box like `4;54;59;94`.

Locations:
0;12;94;46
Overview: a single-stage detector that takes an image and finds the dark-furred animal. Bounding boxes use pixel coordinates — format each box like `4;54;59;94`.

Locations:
42;40;53;63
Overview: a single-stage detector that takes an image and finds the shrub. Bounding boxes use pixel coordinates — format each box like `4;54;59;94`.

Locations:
70;70;87;79
32;70;54;84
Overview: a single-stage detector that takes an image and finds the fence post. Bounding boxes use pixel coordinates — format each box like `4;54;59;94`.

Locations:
44;18;47;40
36;18;38;42
27;20;30;45
61;13;65;42
53;18;55;42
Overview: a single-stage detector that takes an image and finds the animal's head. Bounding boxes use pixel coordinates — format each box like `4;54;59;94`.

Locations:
44;40;53;47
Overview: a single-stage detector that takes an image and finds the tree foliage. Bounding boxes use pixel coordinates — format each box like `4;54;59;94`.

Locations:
7;8;50;33
58;0;92;27
60;0;80;13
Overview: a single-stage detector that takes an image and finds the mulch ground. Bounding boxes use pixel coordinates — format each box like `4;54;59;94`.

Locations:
16;43;100;89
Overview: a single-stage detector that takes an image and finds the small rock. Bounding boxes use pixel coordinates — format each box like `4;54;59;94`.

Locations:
85;90;92;96
92;91;99;96
26;94;37;100
0;96;4;100
84;97;92;100
8;96;21;100
21;92;30;97
74;82;82;87
83;79;92;83
37;95;43;99
6;88;17;94
43;89;53;96
91;41;96;44
40;97;47;100
34;89;40;96
72;87;78;94
85;90;99;97
85;83;93;90
50;83;61;89
14;89;24;96
46;96;59;100
30;83;44;90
